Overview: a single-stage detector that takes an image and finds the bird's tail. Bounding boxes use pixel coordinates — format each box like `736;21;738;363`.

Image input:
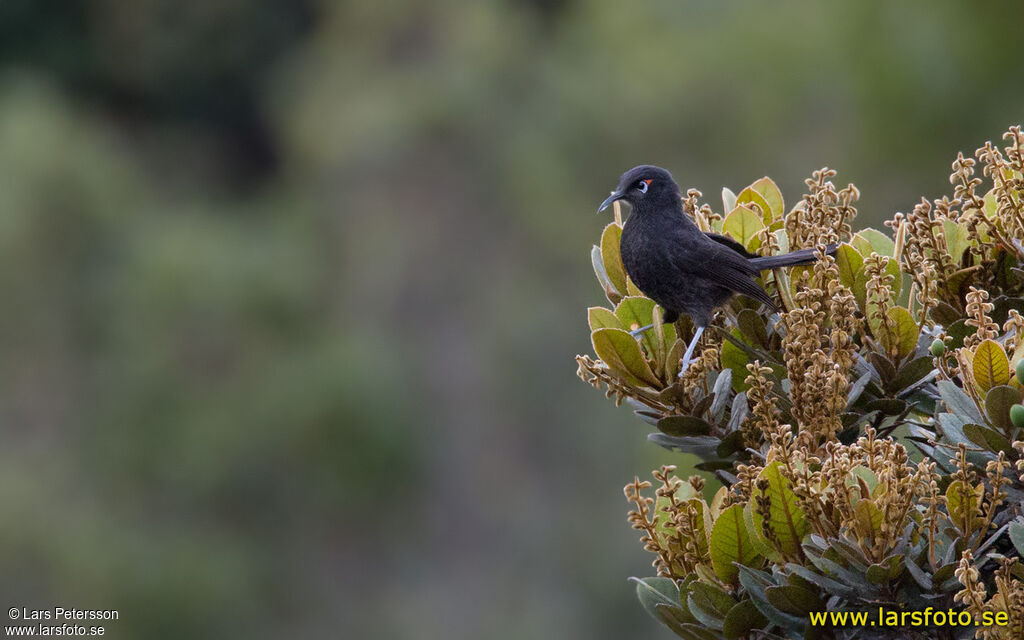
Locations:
749;243;837;271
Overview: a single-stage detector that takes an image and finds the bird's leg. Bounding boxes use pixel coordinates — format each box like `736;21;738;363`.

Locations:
629;323;654;338
678;325;705;377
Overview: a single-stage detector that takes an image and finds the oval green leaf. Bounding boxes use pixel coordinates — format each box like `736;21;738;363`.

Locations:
722;599;767;640
750;462;809;557
591;328;660;387
764;585;823;616
854;228;896;257
888;306;920;361
723;205;766;252
973;339;1010;394
985;385;1023;433
711;504;763;584
963;422;1012;454
946;480;983;532
615;296;658;355
657;415;713;437
835;243;864;289
600;222;627;295
735;186;771;221
747;177;784;221
588;307;620;332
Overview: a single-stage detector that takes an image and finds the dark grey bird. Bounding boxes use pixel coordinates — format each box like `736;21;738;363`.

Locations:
598;165;835;374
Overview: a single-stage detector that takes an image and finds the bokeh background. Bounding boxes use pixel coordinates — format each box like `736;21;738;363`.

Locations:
1;1;1023;638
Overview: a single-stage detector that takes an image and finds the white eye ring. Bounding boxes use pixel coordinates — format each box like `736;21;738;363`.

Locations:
637;181;648;194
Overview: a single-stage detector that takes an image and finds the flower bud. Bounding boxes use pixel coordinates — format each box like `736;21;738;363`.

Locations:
930;339;946;358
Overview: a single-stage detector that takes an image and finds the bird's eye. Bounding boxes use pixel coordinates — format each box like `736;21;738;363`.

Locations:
636;180;649;194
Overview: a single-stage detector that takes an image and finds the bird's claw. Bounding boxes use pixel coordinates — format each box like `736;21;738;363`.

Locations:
629;323;654;338
677;358;692;378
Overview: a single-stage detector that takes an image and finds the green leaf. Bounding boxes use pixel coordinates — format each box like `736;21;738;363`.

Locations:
746;177;784;221
765;585;823;616
945;320;974;350
773;228;789;253
723;205;766;252
1009;519;1024;556
720;330;752;393
735;186;771;221
892;307;919;360
625;275;644;297
614;297;660;356
854;499;884;540
587;307;620;331
849;234;901;301
722;599;767;640
614;296;655;333
930;301;961;326
654;605;694;637
743;503;783;564
599;223;627;295
894;356;936;392
973;339;1010;394
852;264;870;310
650;306;678;373
946;480;983;531
631;577;683;622
736;308;768;348
866;556;905;585
785;563;858;599
848;466;878;494
716;430;746;458
963;422;1012;454
834;243;864;290
983;187;998;218
738;567;806;629
942;219;972;265
668;622;722;640
687;582;735;630
657;415;713;437
853;228;896;257
874;306;919;361
985;385;1022;434
591;245;621;304
905;558;933;590
865;398;907;415
711;504;762;584
946;265;981;299
936;412;973;448
591;328;660;387
664;338;684;380
750;462;809;557
721;187;737;214
709;369;734;422
937;380;986;425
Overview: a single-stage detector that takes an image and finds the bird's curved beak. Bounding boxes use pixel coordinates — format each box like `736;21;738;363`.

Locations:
598;191;624;213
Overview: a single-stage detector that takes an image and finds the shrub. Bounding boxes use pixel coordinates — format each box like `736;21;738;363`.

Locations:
576;126;1024;639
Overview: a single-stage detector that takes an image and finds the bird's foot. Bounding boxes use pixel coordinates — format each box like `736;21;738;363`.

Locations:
629;323;654;338
677;358;693;379
676;325;705;379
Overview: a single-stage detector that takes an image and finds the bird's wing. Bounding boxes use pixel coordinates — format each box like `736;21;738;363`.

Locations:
703;232;758;259
696;243;778;309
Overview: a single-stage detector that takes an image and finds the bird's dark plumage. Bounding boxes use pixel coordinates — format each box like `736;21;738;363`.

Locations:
600;165;835;329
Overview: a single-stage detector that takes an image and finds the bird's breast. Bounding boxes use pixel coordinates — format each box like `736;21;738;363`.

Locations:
620;218;684;296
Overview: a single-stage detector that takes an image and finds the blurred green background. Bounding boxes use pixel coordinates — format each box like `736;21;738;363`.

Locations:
0;1;1022;638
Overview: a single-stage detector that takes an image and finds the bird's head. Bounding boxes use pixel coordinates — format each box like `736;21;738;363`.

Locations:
597;165;680;214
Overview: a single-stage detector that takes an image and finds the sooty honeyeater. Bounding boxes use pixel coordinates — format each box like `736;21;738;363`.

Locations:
598;165;836;375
